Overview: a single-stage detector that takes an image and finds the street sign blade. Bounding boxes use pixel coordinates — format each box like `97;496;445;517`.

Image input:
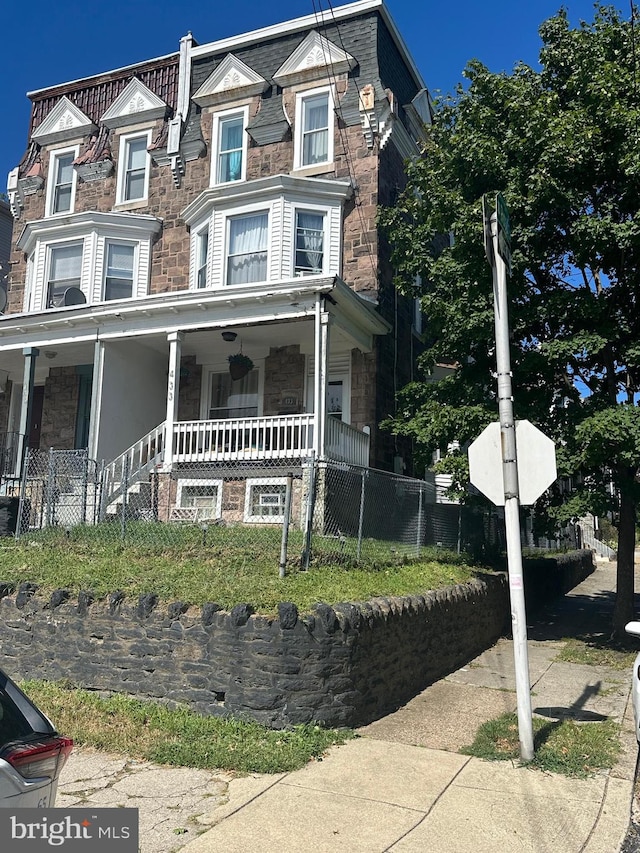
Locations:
482;195;494;266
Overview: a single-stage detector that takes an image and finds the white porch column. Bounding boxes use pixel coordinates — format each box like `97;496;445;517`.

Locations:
87;339;105;461
164;332;184;468
15;347;39;481
313;297;331;459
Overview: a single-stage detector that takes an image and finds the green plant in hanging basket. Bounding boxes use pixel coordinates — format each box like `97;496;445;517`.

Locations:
228;352;254;380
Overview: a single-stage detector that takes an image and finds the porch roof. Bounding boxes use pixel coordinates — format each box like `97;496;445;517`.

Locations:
0;275;389;359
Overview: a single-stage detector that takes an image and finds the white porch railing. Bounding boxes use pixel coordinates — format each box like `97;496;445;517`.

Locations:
325;417;370;467
172;414;315;462
102;422;165;509
101;414;370;510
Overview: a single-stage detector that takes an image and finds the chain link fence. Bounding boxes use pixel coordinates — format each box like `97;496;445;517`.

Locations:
10;449;470;564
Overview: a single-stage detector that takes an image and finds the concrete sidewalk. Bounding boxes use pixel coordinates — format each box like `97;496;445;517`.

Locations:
181;560;638;853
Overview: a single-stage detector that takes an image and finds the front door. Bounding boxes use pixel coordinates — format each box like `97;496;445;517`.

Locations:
75;367;93;449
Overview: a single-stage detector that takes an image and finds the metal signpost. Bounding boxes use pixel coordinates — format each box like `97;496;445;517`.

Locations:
470;195;556;761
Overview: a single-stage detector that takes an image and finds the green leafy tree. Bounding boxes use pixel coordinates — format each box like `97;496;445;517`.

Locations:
381;5;640;638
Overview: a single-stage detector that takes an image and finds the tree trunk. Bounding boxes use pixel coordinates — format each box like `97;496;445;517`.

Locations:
612;467;637;640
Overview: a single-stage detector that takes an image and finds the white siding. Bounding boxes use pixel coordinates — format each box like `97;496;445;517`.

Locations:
281;200;293;279
136;239;150;298
328;206;342;276
269;197;284;281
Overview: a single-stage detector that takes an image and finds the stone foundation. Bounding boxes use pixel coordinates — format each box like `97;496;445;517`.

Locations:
0;551;595;728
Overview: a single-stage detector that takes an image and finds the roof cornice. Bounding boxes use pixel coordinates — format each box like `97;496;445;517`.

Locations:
181;174;353;226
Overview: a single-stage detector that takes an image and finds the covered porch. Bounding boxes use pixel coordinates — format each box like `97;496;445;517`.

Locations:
0;276;389;488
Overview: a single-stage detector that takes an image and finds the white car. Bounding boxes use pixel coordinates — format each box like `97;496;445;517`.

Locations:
0;668;73;807
625;621;640;743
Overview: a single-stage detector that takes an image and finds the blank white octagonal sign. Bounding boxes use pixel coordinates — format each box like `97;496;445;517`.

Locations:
468;420;557;506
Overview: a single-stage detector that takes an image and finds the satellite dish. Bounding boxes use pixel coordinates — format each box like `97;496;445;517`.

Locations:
0;287;7;313
62;287;86;306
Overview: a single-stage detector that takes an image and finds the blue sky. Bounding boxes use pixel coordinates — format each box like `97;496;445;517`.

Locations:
0;0;628;187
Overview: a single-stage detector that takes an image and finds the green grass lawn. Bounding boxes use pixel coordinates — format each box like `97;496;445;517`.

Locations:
0;524;478;614
21;681;354;773
462;712;621;777
5;526;481;774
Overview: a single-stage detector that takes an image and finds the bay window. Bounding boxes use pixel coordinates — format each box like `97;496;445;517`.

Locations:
294;211;324;275
104;243;135;300
226;212;268;284
196;230;209;288
47;243;83;307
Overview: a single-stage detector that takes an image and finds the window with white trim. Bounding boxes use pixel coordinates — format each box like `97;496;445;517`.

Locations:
244;477;289;523
295;88;334;169
46;148;78;216
176;478;223;519
183;174;350;289
47;243;83;307
196;229;209;289
104;242;135;300
226;211;269;285
117;132;151;204
212;108;247;185
294;210;324;276
17;211;161;313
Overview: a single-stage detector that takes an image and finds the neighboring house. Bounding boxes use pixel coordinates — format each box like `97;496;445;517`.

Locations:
1;0;431;525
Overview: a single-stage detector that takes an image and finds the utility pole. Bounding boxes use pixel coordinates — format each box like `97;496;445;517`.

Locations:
490;209;534;761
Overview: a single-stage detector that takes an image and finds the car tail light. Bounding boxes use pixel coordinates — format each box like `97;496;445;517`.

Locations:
2;736;73;780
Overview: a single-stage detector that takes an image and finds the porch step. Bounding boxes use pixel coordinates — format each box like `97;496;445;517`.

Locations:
105;480;154;518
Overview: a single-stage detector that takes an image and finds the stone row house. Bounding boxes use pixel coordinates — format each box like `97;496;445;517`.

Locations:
0;0;431;528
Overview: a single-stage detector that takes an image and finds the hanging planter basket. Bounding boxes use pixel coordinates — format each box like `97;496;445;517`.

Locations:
228;353;254;381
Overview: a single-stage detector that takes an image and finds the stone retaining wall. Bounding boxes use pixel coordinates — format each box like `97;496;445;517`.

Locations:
0;551;594;728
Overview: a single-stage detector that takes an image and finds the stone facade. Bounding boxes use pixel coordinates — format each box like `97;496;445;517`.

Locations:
39;367;81;451
3;4;429;476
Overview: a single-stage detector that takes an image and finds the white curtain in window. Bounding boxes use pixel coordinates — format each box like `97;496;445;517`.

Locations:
303;94;329;165
228;213;268;284
296;212;323;272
